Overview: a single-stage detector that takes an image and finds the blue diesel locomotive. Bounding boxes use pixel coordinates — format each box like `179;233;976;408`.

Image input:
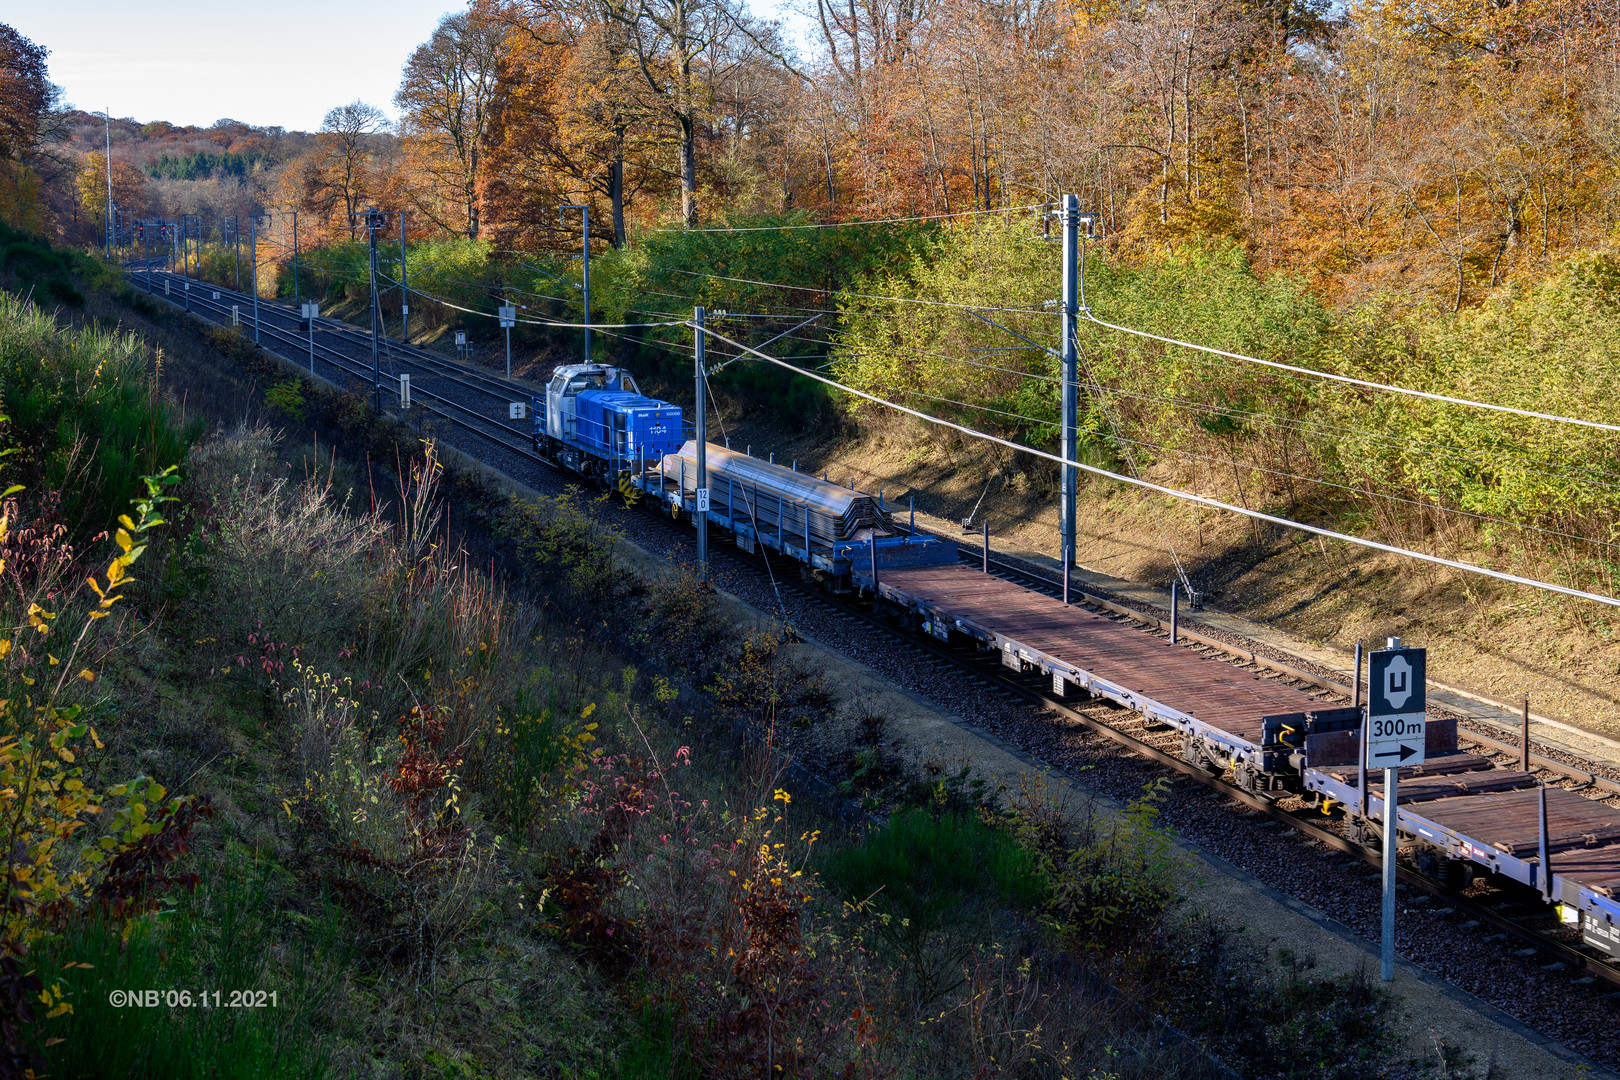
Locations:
532;363;684;481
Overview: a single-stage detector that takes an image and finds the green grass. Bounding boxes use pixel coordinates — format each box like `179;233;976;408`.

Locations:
36;849;342;1080
821;807;1047;926
0;226;199;538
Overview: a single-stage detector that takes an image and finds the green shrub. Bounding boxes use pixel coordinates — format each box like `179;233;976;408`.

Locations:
263;379;305;423
0;272;197;539
1017;778;1182;956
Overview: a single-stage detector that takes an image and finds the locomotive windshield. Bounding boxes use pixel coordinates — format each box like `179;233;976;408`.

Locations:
568;373;607;393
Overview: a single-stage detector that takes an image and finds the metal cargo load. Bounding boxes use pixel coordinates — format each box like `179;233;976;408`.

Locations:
660;442;888;555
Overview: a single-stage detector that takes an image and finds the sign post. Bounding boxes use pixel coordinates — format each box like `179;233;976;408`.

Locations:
301;302;319;374
1367;637;1426;982
498;305;517;378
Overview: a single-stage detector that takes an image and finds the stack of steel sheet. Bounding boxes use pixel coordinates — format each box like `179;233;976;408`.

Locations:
661;442;887;552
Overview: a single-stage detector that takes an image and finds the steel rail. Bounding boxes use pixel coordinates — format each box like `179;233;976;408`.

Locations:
954;543;1620;798
749;556;1620;991
137;273;541;460
140;268;1620;796
140;271;532;407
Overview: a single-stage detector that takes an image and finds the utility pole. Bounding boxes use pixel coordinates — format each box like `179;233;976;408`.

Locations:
103;109;112;261
399;212;409;342
250;214;261;345
364;208;383;411
233;215;241;291
561;204;591;363
1059;193;1079;606
292;211;300;306
694;305;707;576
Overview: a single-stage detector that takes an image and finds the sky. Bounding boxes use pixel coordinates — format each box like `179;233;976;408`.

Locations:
6;0;465;132
6;0;812;134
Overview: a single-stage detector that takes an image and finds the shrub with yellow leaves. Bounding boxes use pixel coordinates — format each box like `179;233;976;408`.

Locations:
0;465;214;1078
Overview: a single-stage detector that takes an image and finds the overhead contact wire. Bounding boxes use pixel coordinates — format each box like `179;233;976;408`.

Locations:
693;323;1620;610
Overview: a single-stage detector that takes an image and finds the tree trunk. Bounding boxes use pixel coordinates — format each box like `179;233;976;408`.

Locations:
680;112;697;226
610;151;626;248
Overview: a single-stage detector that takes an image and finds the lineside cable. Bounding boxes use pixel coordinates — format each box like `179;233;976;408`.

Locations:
1084;311;1620;435
693;324;1620;610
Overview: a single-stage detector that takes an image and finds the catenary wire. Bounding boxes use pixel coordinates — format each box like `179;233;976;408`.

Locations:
680;203;1048;232
1085;310;1620;435
694;323;1620;609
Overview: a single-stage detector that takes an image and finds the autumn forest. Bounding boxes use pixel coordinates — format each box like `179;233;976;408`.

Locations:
8;0;1620;584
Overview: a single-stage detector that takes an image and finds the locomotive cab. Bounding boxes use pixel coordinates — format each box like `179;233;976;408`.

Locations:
534;363;681;481
544;364;640;444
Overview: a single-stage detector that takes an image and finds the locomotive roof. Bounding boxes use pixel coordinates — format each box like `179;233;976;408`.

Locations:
580;388;679;411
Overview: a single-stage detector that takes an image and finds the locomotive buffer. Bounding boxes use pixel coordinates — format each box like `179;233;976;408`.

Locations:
1368;638;1427;981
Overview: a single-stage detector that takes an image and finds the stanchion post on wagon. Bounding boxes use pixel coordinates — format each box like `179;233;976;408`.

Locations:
1538;782;1552;900
1354;639;1366;816
1522;692;1531;772
1170;581;1179;644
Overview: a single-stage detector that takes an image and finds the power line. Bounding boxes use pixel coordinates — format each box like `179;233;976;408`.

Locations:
696;323;1620;610
868;369;1620;551
392;279;682;331
1084;381;1620;494
680;203;1048;233
1085;311;1620;435
648;263;1057;315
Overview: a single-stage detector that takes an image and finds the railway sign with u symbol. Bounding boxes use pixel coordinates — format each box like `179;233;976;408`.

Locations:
1367;645;1427;766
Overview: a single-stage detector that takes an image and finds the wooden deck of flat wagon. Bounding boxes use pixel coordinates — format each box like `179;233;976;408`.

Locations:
871;561;1620;958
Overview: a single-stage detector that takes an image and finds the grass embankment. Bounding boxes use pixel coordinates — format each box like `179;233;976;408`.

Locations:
0;227;1409;1079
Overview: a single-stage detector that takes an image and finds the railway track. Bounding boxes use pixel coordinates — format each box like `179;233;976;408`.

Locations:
129;264;1620;1059
784;571;1620;989
969;548;1620;799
